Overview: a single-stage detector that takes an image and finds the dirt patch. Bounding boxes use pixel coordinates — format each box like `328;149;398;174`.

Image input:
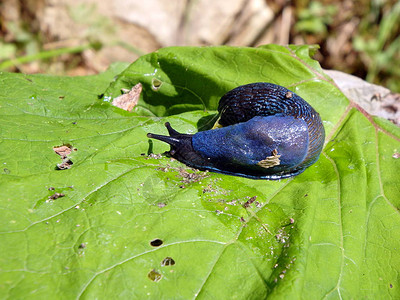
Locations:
178;167;209;186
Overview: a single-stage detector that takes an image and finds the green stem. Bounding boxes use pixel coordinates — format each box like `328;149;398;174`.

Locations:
0;44;92;70
114;41;145;56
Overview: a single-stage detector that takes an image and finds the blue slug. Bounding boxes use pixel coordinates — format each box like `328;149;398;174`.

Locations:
147;82;325;179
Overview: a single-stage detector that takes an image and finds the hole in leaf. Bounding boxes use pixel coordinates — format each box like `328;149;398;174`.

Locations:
150;239;163;247
56;159;73;170
148;269;162;282
161;257;175;266
53;144;76;170
151;78;162;91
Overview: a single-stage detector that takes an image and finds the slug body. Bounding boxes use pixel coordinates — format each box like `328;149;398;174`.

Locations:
147;82;325;179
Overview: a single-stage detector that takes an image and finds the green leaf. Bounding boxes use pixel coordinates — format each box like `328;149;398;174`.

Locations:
1;46;399;299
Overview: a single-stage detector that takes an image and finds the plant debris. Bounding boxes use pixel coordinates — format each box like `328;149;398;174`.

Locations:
112;83;142;111
53;144;75;170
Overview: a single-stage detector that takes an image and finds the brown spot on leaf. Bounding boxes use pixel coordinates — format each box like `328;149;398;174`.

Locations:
243;196;257;208
112;83;142;111
48;193;65;200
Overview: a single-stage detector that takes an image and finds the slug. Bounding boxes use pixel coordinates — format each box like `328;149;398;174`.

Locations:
147;82;325;179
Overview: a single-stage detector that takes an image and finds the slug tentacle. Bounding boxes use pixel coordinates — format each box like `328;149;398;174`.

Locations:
147;122;185;148
147;82;325;180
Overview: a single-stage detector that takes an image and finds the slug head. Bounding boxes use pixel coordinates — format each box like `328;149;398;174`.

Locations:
147;123;208;168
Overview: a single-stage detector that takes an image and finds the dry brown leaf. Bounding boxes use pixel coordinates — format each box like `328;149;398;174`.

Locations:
112;83;142;112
